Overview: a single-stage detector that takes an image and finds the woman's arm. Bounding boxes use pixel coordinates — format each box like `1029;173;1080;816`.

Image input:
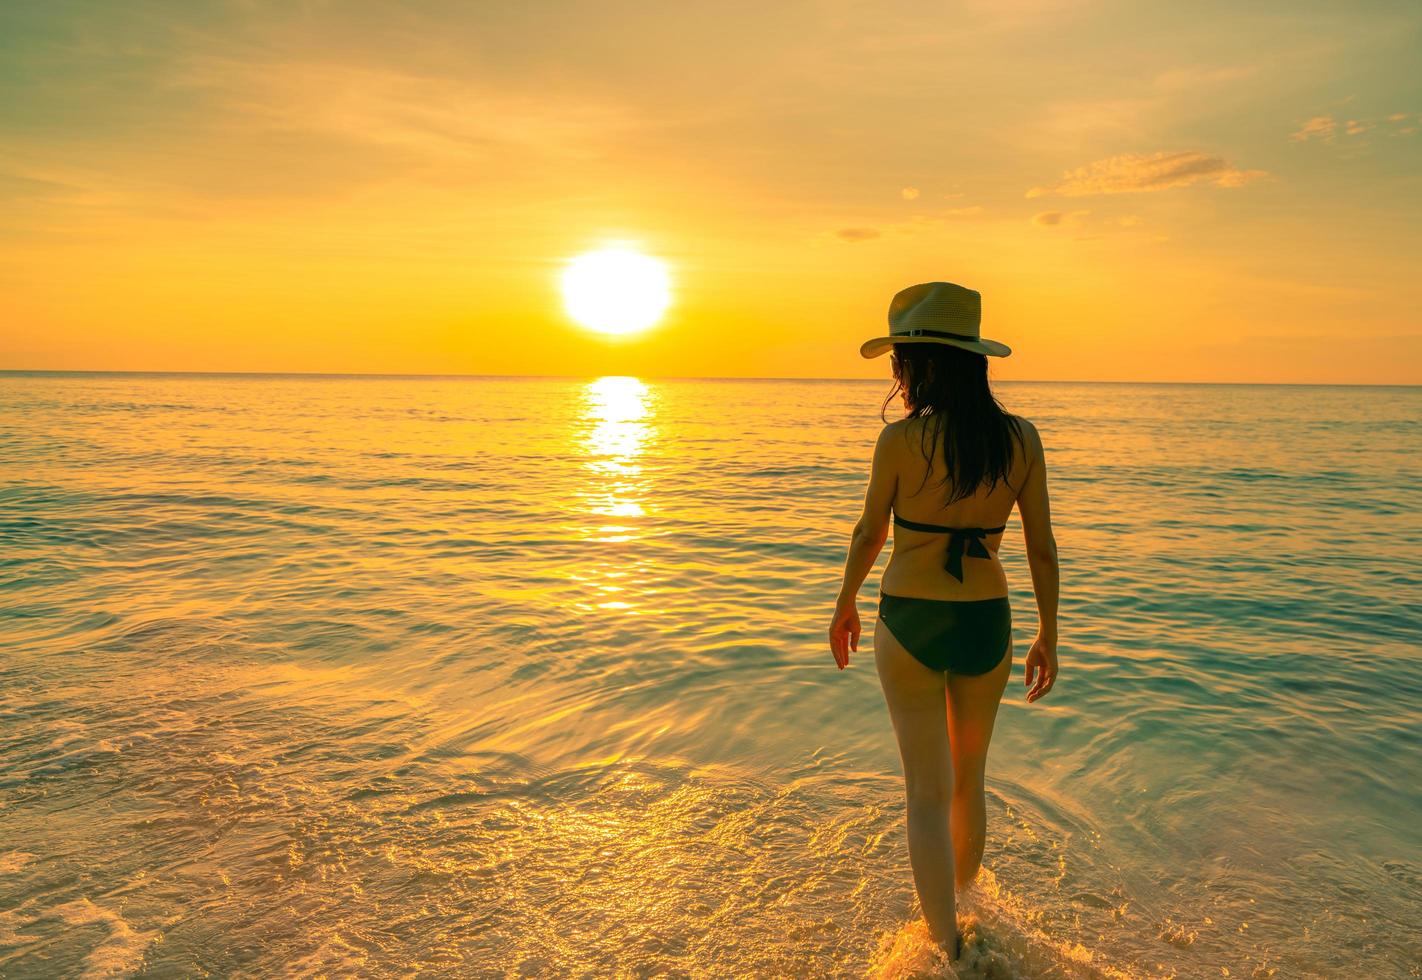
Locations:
1016;418;1060;702
829;424;898;668
837;424;898;603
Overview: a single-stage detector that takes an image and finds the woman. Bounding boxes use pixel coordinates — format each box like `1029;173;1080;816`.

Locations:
828;281;1060;960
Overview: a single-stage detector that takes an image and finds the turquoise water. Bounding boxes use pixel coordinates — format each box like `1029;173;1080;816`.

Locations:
1;372;1419;978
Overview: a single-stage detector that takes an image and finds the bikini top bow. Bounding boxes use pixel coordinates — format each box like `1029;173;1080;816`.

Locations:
892;512;1007;583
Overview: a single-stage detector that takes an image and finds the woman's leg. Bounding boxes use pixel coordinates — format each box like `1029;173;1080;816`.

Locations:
873;615;959;956
945;631;1013;888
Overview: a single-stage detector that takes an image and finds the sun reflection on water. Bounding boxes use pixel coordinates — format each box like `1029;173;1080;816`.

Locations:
575;377;657;609
580;376;654;521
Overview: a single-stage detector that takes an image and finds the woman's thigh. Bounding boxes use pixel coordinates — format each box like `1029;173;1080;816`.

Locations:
946;631;1013;772
874;614;951;799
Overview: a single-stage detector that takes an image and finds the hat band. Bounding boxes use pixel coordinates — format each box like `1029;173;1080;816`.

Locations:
895;328;979;342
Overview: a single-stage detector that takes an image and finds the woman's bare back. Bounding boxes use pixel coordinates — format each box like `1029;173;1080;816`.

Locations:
881;413;1038;601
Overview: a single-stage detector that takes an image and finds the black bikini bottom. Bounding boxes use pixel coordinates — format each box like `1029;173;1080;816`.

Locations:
877;592;1012;675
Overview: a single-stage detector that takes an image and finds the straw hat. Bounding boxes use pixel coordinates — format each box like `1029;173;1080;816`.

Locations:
859;281;1011;359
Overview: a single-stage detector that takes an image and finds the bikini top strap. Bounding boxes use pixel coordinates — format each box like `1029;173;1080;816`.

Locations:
892;513;1007;535
892;512;1007;582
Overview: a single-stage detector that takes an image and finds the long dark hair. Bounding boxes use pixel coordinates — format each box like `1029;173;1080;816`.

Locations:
880;342;1024;504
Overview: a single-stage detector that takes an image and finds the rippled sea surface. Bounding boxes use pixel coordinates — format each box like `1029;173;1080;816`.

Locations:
2;372;1420;979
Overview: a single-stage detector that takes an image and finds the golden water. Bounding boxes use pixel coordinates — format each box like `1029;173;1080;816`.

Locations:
1;373;1419;977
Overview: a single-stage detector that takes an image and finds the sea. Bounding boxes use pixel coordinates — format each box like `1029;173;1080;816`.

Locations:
1;372;1419;979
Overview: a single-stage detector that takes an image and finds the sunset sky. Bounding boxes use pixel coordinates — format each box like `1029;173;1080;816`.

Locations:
2;1;1419;384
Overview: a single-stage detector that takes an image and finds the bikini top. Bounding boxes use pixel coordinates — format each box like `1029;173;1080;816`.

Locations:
892;511;1006;583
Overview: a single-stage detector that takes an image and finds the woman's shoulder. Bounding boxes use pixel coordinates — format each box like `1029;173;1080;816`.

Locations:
1006;413;1043;453
874;417;914;453
877;415;921;438
1006;412;1037;434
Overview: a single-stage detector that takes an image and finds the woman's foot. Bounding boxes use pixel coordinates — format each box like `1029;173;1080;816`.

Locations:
933;930;963;962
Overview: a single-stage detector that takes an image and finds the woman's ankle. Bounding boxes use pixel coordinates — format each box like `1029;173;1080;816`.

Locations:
933;929;963;961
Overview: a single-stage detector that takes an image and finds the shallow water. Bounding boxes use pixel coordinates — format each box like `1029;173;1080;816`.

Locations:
1;372;1419;978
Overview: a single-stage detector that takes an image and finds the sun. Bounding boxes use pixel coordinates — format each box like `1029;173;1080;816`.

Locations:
560;245;671;336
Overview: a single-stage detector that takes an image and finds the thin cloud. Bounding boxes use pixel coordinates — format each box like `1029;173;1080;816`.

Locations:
833;204;985;242
1291;116;1336;142
901;187;920;200
1038;97;1152;139
1152;64;1257;93
1293;112;1412;142
0;171;85;204
835;227;881;242
167;57;645;166
1027;152;1267;197
1032;209;1089;227
901;206;986;228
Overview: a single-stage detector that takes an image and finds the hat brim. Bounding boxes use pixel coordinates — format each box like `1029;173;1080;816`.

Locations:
860;335;1012;359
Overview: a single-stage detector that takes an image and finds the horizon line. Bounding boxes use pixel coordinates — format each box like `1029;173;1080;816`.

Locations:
0;368;1417;388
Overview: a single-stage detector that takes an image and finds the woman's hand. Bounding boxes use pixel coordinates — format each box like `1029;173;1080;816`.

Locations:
829;598;861;670
1024;631;1058;703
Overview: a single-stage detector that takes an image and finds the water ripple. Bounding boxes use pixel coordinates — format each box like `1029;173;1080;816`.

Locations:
1;373;1419;977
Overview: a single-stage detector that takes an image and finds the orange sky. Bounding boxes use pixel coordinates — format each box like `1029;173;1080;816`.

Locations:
2;1;1419;384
